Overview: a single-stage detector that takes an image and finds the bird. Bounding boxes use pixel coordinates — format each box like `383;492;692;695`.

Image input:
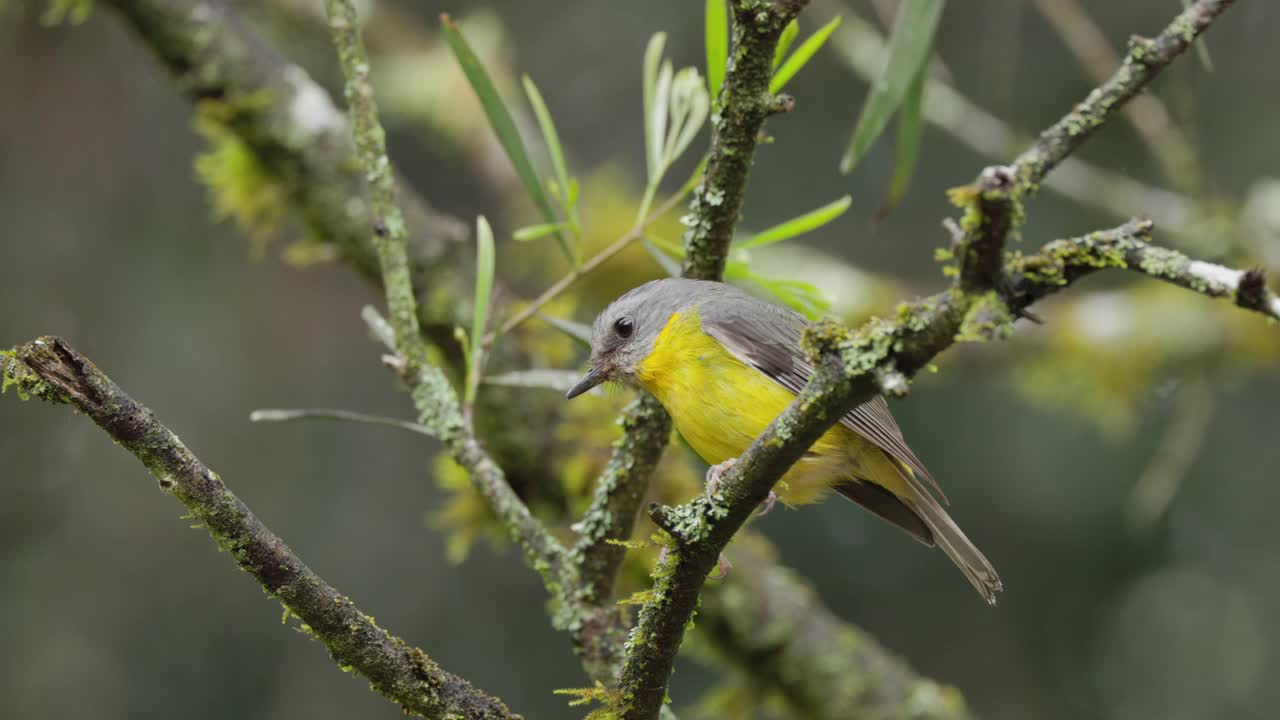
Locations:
564;278;1002;604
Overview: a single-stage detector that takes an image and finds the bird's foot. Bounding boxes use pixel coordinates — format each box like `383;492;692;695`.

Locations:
709;553;732;580
704;458;737;500
755;490;779;517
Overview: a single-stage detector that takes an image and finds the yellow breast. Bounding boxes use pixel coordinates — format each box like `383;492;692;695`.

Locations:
633;309;875;505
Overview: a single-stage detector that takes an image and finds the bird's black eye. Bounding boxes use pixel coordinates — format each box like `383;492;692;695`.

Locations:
613;316;634;339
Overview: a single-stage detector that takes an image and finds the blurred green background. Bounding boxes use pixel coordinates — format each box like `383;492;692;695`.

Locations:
3;1;1279;718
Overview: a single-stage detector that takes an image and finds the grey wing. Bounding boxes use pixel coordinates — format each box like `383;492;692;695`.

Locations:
699;294;946;503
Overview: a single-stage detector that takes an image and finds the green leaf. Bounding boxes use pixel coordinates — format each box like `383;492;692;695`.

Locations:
744;274;832;319
522;75;579;231
770;16;842;94
880;64;927;215
737;195;852;250
774;19;799;71
513;222;571;241
441;16;572;263
643;237;682;277
705;0;729;102
484;370;588;393
642;33;668;181
664;68;710;168
467;216;496;406
538;313;593;347
649;60;674;183
839;0;943;174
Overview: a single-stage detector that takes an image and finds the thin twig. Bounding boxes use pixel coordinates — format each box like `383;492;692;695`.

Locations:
680;1;810;280
250;408;435;436
327;0;573;601
3;338;522;720
1005;0;1236;189
823;2;1203;238
1006;220;1280;321
1032;0;1201;191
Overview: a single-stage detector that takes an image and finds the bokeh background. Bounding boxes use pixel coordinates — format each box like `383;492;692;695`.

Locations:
3;1;1279;718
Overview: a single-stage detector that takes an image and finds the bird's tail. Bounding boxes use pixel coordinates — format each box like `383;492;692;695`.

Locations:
902;474;1003;605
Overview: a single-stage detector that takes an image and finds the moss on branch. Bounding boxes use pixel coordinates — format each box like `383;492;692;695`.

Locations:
680;0;810;280
3;337;521;720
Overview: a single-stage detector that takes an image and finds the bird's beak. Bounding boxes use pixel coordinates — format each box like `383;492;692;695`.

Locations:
565;366;607;399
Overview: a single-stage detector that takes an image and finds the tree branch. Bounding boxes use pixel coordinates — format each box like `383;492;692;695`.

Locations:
87;0;977;709
613;2;1242;717
681;0;809;279
325;1;572;598
1006;219;1280;321
696;535;969;720
1006;0;1235;189
0;338;520;720
104;0;470;350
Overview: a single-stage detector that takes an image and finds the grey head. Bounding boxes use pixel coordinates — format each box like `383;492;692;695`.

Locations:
564;278;743;398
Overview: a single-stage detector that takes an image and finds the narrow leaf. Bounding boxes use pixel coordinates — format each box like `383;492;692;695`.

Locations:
649;61;674;182
642;33;668;181
522;75;579;229
839;0;944;174
442;16;571;262
665;69;710;167
748;275;832;319
538;313;593;347
737;195;852;250
705;0;729;102
770;16;843;94
880;64;927;215
643;237;682;277
484;370;589;393
467;216;496;406
513;222;571;241
774;19;799;71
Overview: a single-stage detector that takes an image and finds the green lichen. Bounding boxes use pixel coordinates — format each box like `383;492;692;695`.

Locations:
957;292;1015;342
1136;245;1190;280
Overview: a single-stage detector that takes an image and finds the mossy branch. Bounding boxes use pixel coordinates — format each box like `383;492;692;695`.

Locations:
953;0;1235;296
325;1;572;598
612;2;1244;717
104;0;470;351
1;338;521;720
680;0;809;280
697;535;970;720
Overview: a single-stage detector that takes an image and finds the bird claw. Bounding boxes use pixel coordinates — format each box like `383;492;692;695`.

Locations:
755;490;779;517
709;553;732;580
704;458;737;500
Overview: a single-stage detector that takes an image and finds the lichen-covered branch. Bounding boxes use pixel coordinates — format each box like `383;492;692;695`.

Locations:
1;338;521;720
326;1;571;597
325;0;425;361
1005;0;1235;189
613;3;1242;717
696;535;969;720
956;0;1234;295
105;0;470;350
1006;219;1280;321
1030;0;1202;192
680;0;810;280
571;396;672;604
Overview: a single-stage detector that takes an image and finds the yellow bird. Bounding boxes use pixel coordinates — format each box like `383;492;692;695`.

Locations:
565;278;1002;604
